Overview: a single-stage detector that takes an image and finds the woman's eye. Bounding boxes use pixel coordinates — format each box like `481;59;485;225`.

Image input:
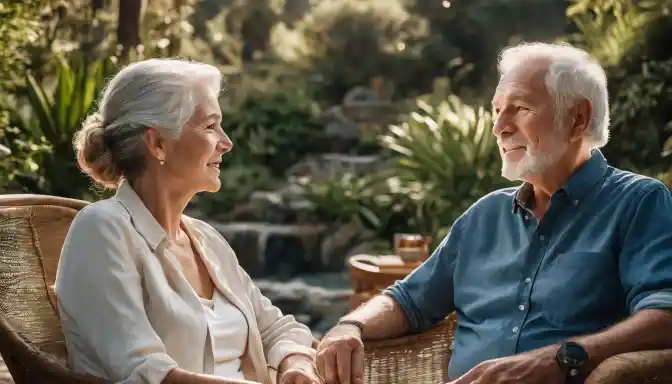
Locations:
207;124;216;130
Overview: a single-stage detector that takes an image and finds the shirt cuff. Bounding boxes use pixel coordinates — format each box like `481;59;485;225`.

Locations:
632;290;672;313
384;283;429;333
120;353;179;384
266;341;316;370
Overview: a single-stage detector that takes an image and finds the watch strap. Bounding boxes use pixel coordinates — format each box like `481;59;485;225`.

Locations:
557;342;589;384
337;319;364;335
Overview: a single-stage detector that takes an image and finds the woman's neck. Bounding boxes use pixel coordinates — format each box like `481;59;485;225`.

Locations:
129;175;193;241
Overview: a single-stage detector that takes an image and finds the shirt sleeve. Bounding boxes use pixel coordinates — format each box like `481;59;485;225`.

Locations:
384;213;468;333
55;206;179;384
620;182;672;313
234;264;316;370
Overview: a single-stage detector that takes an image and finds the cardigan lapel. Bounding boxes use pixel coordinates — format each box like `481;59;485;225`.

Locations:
182;219;272;384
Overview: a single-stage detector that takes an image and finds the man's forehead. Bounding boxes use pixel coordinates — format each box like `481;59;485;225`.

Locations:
494;67;548;102
493;80;532;103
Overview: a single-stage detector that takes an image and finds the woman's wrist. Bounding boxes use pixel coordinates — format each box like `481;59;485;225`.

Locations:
277;353;317;379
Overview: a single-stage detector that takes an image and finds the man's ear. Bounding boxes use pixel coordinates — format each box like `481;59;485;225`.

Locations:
144;127;168;161
568;99;593;143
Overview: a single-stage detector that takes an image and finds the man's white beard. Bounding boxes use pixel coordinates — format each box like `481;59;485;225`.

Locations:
501;138;567;181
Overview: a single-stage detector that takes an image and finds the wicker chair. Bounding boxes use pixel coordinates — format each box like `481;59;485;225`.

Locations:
350;248;672;384
362;311;672;384
0;194;303;384
0;194;110;383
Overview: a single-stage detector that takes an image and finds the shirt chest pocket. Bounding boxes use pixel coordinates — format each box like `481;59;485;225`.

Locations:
532;251;625;330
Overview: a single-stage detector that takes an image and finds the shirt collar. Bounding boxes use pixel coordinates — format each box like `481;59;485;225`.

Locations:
115;179;168;251
512;149;608;213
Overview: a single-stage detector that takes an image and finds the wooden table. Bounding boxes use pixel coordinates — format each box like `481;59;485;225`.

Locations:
348;254;423;309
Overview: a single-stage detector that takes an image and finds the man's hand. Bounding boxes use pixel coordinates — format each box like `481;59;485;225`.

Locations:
278;354;322;384
316;324;365;384
447;346;564;384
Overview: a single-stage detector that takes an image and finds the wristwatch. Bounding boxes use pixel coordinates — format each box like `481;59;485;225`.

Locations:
556;341;589;383
337;319;364;336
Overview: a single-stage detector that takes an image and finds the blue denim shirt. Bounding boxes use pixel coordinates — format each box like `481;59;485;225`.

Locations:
385;150;672;380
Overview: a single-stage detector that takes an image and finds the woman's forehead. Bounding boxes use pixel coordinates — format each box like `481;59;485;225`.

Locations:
190;98;221;122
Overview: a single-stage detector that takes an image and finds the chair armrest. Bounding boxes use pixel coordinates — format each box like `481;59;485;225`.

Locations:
362;315;456;384
586;349;672;384
0;315;110;383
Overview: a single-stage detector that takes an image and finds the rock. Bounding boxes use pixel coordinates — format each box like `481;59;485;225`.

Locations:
212;219;379;278
213;222;327;278
254;273;352;337
248;184;316;224
285;153;385;181
320;221;376;269
322;105;361;140
341;86;394;124
212;201;266;222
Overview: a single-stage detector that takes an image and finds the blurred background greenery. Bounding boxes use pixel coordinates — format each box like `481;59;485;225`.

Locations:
2;0;672;254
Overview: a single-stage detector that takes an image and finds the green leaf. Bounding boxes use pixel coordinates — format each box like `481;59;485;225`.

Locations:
54;58;75;137
25;73;56;141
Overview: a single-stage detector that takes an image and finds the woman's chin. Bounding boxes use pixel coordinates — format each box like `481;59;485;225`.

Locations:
203;179;221;193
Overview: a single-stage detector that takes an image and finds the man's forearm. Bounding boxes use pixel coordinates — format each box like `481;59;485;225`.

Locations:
571;308;672;370
341;294;410;340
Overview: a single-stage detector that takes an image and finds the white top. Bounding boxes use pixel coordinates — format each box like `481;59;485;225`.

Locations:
198;290;248;380
55;180;316;384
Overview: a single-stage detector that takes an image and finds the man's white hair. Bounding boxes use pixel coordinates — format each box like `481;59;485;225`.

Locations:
497;42;610;149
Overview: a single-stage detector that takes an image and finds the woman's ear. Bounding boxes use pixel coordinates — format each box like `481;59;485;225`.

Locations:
144;127;168;161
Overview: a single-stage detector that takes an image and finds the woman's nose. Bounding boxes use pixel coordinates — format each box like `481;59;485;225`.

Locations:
219;132;233;153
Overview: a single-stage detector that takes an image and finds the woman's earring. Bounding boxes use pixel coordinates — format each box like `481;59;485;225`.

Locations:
158;158;165;165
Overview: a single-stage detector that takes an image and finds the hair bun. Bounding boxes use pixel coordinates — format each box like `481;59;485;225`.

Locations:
73;112;123;188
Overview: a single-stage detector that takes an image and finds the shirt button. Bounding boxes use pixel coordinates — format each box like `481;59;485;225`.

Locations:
572;199;579;206
512;327;519;333
525;277;532;284
519;305;525;311
539;234;545;241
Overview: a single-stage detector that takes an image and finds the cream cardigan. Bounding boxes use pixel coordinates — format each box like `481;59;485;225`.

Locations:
54;181;316;384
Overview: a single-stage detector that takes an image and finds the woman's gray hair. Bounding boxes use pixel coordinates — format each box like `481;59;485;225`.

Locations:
74;58;223;188
497;42;610;149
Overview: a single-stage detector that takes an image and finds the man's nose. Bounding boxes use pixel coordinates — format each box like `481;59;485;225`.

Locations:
492;115;514;139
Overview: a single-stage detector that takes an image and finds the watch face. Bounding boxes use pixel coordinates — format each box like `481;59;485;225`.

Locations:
562;342;589;368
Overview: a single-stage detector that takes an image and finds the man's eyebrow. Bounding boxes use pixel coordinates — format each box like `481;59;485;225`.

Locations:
493;92;535;106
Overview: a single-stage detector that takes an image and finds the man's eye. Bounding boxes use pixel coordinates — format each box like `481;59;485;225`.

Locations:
207;124;216;130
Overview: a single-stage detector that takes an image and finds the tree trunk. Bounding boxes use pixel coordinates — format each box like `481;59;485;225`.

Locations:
117;0;142;57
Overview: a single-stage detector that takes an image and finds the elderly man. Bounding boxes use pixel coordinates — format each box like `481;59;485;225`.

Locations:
316;42;672;384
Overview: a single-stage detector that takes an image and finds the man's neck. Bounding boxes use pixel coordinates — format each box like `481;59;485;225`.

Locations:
525;149;592;218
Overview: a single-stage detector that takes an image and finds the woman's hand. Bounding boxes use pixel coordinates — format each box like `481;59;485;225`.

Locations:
278;354;322;384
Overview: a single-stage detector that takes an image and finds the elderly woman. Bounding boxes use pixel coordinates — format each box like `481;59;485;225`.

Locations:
54;59;320;384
